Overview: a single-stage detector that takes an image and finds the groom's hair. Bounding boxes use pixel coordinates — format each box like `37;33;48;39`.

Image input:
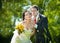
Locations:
31;5;39;11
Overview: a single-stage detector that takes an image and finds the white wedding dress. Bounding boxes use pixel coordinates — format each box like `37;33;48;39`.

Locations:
11;28;32;43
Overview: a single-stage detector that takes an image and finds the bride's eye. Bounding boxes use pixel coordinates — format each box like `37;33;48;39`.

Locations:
30;13;32;15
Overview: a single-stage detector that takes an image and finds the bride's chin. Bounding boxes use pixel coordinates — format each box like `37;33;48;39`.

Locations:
24;19;31;23
28;19;31;21
27;20;31;23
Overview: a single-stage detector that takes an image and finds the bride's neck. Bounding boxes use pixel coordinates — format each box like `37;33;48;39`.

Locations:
27;21;31;24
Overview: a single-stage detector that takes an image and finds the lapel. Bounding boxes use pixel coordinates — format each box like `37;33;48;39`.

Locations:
36;14;41;22
36;14;42;25
36;14;40;22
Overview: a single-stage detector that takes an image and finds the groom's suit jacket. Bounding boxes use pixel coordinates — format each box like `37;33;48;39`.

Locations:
36;14;51;40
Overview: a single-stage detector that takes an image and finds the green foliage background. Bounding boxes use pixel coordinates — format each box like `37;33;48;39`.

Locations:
0;0;60;43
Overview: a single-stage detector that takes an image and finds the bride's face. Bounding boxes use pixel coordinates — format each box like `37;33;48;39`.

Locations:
24;11;32;21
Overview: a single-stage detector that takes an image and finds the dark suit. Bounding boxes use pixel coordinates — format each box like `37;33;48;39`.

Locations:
35;14;51;43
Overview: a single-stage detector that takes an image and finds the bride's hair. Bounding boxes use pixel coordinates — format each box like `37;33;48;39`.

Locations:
22;10;27;20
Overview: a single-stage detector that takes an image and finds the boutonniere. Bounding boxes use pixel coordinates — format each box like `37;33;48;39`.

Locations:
34;24;38;29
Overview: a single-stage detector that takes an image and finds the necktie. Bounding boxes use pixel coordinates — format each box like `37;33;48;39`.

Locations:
34;18;36;24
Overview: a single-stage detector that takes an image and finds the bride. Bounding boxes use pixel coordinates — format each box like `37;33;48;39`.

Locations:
10;10;35;43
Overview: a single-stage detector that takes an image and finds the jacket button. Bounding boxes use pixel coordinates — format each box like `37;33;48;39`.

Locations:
37;30;39;32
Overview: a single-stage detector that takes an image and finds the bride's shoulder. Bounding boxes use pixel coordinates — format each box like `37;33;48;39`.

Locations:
15;21;23;28
19;21;25;25
19;21;23;24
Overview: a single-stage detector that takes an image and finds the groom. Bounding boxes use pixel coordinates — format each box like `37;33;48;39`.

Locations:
30;5;52;43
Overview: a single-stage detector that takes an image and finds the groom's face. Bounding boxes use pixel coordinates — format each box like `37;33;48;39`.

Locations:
31;8;38;17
